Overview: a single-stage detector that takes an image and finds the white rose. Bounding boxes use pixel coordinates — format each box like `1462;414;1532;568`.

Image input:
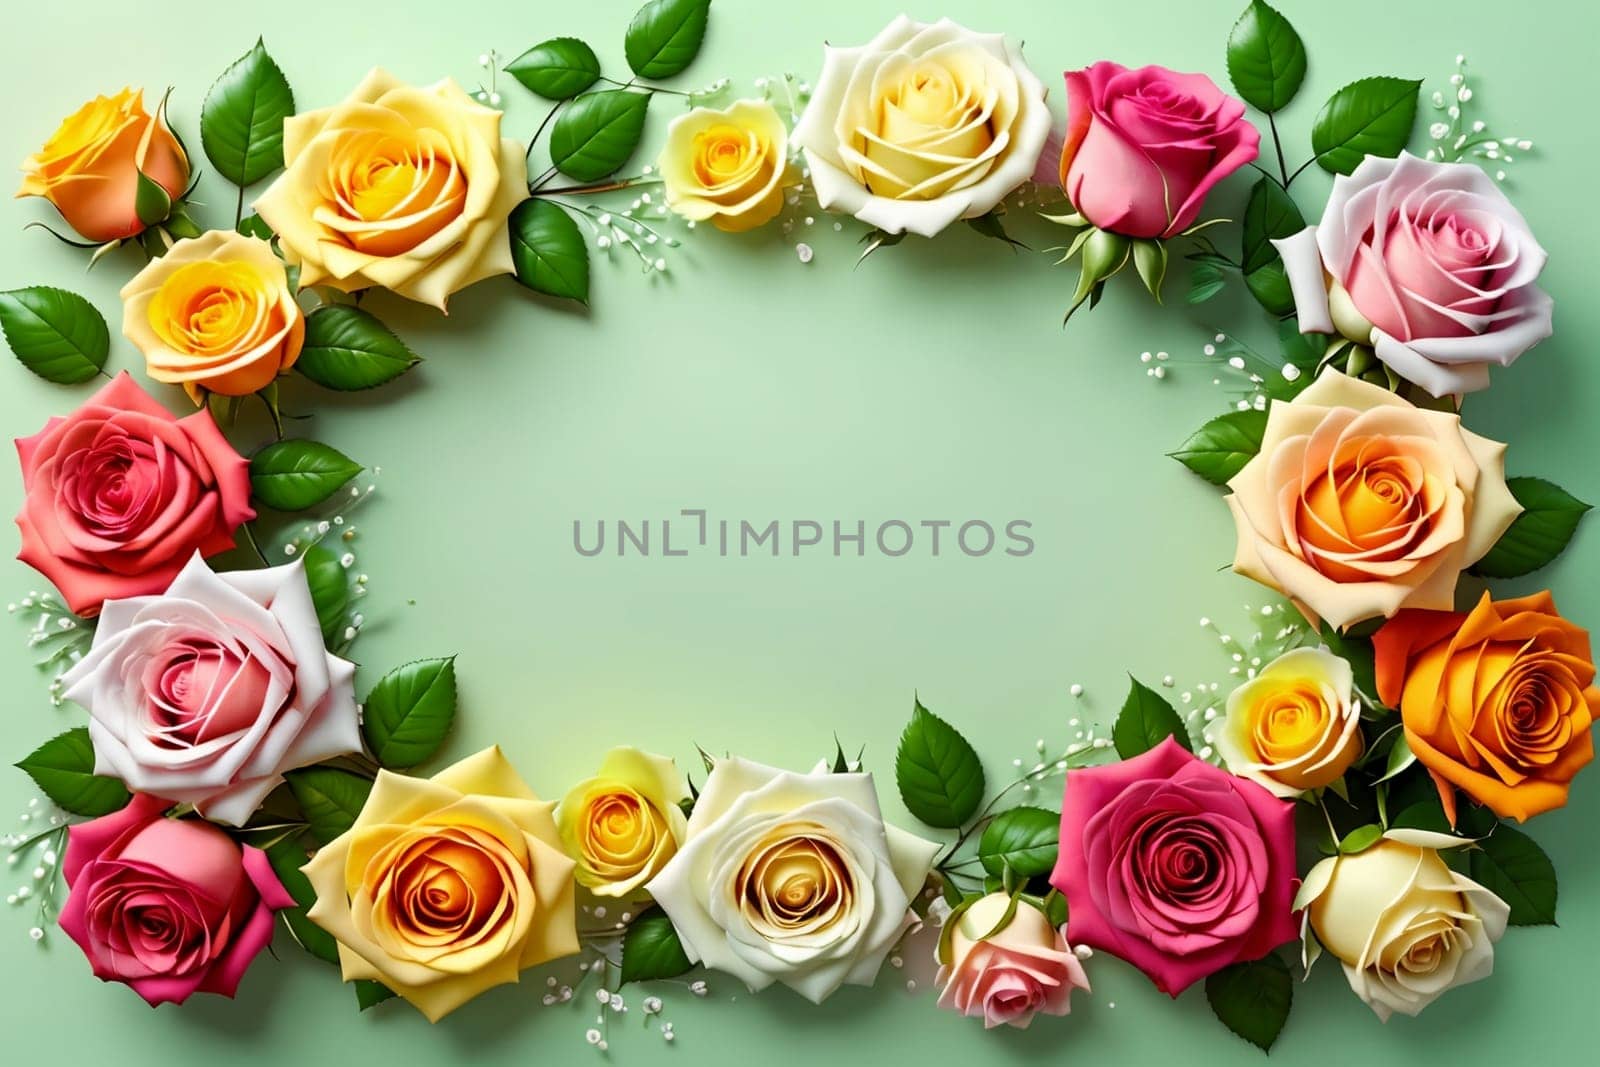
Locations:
1215;646;1363;797
646;756;939;1003
1301;838;1509;1021
61;554;361;825
792;16;1050;237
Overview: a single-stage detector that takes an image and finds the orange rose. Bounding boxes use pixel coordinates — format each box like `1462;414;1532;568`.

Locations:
1374;591;1600;822
1226;371;1520;630
17;88;188;243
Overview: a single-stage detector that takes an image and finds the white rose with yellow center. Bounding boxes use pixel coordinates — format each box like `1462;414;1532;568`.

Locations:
646;757;938;1003
255;68;526;310
793;16;1050;237
1216;646;1363;797
1300;838;1508;1021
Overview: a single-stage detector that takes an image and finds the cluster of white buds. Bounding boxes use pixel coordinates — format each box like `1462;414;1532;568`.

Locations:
1424;54;1532;183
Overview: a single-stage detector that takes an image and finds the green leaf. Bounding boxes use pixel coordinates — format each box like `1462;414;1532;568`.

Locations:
549;90;650;182
1241;177;1305;275
14;728;129;817
1170;409;1268;485
1469;823;1557;926
1206;953;1293;1052
894;699;986;829
250;440;363;511
1339;824;1384;854
624;0;711;80
1472;477;1591;579
286;766;373;845
505;37;602;100
620;910;694;983
355;980;397;1010
1244;259;1296;315
1311;77;1423;176
301;543;351;647
1318;621;1382;709
134;169;172;227
1187;261;1229;304
296;305;421;391
201;38;296;187
509;199;590;304
1112;677;1191;759
362;658;458;769
1226;1;1307;113
1133;240;1168;300
0;286;110;384
978;806;1060;879
264;836;340;965
237;212;273;240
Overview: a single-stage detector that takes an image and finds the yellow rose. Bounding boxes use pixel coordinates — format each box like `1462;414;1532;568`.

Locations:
17;88;189;243
659;100;795;232
119;230;304;404
1226;371;1520;630
792;17;1050;237
556;747;688;897
302;747;578;1021
1216;647;1363;796
255;69;526;310
1301;839;1508;1020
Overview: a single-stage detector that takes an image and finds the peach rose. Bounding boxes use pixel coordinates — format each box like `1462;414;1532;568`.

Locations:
302;747;579;1021
120;230;304;404
17;88;188;243
935;892;1090;1029
555;746;688;897
1217;647;1363;796
1226;371;1520;630
254;69;526;310
1374;591;1600;822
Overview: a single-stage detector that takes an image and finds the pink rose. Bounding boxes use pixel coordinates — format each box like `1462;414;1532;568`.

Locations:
935;892;1090;1029
1049;737;1298;996
62;554;361;826
1047;62;1259;239
14;372;253;616
1275;152;1552;396
58;794;294;1006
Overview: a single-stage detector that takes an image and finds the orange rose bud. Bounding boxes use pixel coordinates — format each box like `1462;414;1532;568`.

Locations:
1374;591;1600;823
17;88;189;243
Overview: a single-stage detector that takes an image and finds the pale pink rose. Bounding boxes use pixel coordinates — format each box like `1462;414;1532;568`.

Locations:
1275;152;1552;396
1051;62;1259;238
59;794;294;1006
61;554;360;826
935;892;1089;1029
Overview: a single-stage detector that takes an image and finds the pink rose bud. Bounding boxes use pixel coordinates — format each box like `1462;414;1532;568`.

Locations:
58;795;295;1006
935;892;1090;1029
1050;737;1299;996
1050;62;1260;239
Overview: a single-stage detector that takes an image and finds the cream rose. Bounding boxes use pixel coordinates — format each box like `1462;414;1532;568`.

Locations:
120;230;304;403
1226;371;1520;630
793;16;1050;237
659;100;796;232
1216;647;1363;796
1301;838;1508;1021
645;757;939;1003
935;893;1090;1029
556;746;688;897
254;68;526;310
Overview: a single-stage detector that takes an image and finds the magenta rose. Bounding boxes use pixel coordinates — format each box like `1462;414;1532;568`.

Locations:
1049;737;1298;996
1045;62;1259;239
15;371;254;617
59;794;293;1006
1275;152;1552;396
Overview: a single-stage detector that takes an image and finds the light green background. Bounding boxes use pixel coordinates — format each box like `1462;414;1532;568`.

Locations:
0;0;1593;1063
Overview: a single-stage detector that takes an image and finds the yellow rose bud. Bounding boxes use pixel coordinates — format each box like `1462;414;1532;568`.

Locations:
17;88;189;243
120;230;304;404
556;747;688;897
659;100;795;233
302;747;578;1022
254;69;526;310
1216;646;1363;796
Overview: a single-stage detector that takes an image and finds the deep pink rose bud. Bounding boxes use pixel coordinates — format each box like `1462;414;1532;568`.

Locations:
1048;62;1260;239
58;794;294;1006
1049;737;1299;996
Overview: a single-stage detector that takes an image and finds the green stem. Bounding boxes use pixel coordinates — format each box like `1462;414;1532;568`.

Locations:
240;522;270;566
525;102;564;164
234;184;245;229
1267;112;1291;187
1285;156;1317;187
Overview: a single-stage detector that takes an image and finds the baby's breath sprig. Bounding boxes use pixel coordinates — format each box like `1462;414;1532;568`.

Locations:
7;592;93;706
1424;54;1534;182
5;799;69;946
1185;601;1317;761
